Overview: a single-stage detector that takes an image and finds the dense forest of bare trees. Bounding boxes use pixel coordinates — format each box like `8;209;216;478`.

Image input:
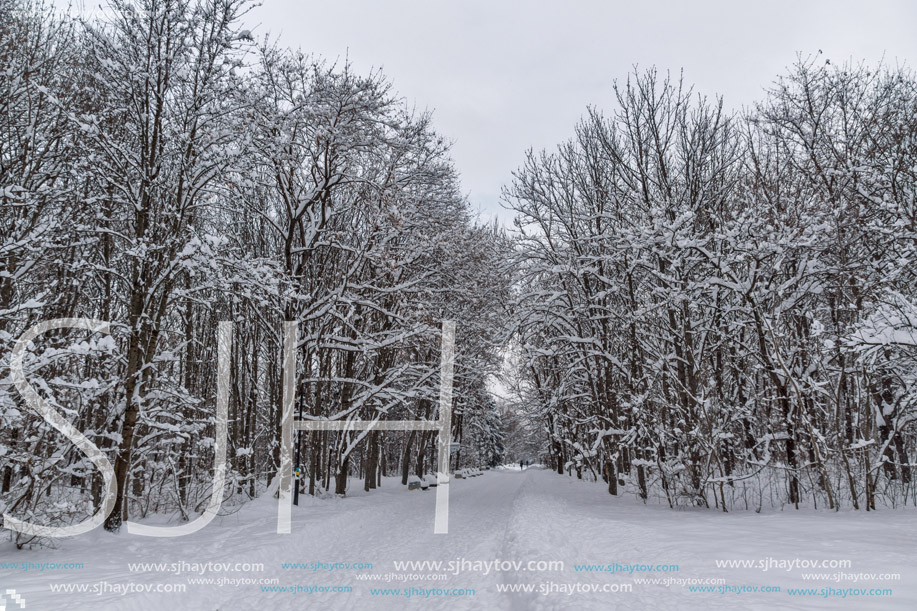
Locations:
0;0;510;546
506;62;917;512
3;0;917;554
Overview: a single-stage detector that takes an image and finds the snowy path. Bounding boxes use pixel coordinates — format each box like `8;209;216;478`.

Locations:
3;467;917;610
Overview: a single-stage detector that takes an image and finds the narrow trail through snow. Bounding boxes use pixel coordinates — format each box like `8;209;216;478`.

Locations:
5;468;917;610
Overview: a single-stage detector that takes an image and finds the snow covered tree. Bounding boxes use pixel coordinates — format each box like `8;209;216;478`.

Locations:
507;61;917;511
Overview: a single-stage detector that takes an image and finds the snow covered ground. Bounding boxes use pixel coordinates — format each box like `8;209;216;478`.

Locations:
3;467;916;610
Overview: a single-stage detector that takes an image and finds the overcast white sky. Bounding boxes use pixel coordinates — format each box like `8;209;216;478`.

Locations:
72;0;917;224
239;1;917;225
